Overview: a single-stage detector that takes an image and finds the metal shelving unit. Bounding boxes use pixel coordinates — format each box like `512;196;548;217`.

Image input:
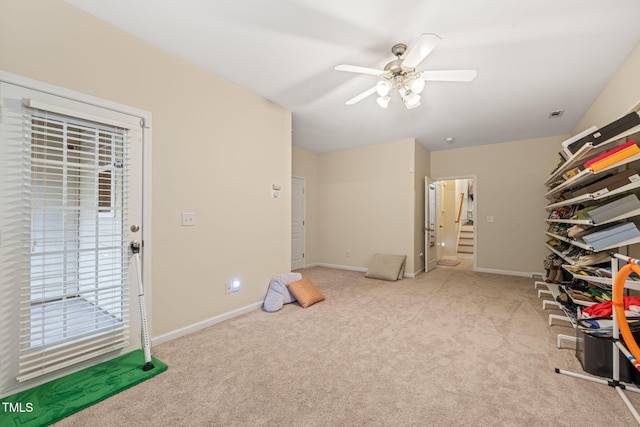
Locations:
546;180;640;211
556;254;640;424
545;123;640;188
541;113;640;424
546;231;640;253
546;207;640;225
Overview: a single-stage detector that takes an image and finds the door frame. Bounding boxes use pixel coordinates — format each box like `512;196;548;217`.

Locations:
424;177;438;272
291;175;306;270
0;70;153;395
431;174;478;271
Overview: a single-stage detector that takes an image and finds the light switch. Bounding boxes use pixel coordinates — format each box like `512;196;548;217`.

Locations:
487;215;494;223
181;212;195;226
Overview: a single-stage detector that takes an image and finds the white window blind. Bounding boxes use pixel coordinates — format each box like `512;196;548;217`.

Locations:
18;106;131;382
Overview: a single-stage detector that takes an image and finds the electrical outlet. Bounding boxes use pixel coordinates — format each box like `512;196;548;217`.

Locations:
181;212;195;226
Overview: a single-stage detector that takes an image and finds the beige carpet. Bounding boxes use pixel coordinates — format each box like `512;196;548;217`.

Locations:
54;267;640;426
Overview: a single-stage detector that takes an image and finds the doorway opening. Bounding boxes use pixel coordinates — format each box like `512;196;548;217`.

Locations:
433;177;476;271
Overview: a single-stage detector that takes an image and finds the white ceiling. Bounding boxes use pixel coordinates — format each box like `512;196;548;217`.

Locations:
66;0;640;153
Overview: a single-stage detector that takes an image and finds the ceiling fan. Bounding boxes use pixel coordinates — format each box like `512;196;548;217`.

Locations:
335;33;476;109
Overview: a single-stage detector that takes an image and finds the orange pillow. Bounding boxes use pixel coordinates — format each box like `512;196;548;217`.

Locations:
286;277;325;308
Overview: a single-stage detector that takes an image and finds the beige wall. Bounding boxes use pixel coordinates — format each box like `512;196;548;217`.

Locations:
294;140;424;275
0;0;292;337
292;132;575;275
315;139;418;274
431;136;564;273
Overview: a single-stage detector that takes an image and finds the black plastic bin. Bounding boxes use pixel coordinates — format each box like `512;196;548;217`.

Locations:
576;329;640;384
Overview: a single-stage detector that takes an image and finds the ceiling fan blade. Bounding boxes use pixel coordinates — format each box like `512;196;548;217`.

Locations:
420;70;477;82
402;33;441;69
335;64;385;76
345;86;378;105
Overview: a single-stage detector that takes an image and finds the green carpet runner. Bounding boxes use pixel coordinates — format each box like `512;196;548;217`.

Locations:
0;350;167;427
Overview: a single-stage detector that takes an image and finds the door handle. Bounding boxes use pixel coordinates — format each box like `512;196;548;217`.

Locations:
130;241;141;254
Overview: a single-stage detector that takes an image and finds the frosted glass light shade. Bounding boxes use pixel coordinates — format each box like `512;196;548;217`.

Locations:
410;77;425;94
376;95;390;108
376;80;391;96
404;93;421;109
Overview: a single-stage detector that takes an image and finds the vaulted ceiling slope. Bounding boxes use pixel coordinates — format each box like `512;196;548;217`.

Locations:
66;0;640;153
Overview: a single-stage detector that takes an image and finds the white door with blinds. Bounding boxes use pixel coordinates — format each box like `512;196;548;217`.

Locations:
0;76;148;397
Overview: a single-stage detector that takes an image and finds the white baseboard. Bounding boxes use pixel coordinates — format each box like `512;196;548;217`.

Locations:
298;262;418;278
151;301;263;347
409;267;425;277
304;262;531;279
308;262;368;273
474;267;533;278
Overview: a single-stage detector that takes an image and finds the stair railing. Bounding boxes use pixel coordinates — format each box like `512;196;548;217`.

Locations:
455;193;464;253
455;193;464;224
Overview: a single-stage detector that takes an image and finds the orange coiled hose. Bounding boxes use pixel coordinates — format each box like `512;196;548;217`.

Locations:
613;263;640;371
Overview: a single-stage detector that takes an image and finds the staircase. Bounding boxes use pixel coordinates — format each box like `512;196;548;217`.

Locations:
457;223;474;255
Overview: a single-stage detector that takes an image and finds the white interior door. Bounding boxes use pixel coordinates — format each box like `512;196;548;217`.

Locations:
425;177;438;272
291;176;306;270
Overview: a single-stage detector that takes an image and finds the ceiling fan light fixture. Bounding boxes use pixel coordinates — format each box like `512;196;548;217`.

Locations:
376;80;391;97
404;93;421;109
336;33;475;110
410;77;425;94
376;95;391;108
403;90;417;102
